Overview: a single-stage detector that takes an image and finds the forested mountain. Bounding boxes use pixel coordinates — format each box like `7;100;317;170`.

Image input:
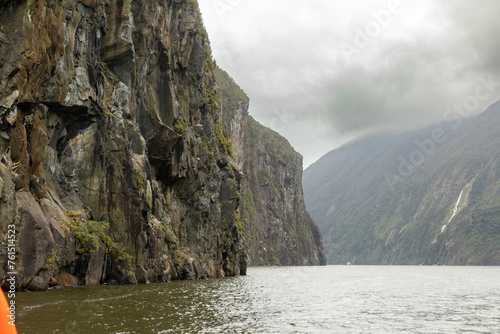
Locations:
304;101;500;265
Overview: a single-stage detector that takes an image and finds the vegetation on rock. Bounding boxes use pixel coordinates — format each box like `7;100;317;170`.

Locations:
0;0;245;290
215;67;326;266
173;116;188;134
64;212;132;263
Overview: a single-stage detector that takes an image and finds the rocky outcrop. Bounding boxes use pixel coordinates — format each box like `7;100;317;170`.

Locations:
0;0;245;291
215;68;326;266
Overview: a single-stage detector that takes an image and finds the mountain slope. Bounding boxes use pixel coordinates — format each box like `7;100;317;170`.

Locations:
215;67;326;266
303;101;500;265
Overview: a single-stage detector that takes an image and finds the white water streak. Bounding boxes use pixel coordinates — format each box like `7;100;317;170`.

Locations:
441;190;465;233
448;190;464;224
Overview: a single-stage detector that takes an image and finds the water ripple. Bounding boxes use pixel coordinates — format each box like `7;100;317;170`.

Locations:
16;266;500;334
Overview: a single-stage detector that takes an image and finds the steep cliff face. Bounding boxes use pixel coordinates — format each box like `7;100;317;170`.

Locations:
215;68;326;266
0;0;245;291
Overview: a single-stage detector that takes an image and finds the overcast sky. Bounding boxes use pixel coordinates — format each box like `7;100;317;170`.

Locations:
198;0;500;168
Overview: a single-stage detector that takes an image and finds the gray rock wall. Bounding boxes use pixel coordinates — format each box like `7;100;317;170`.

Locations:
0;0;245;291
215;67;326;266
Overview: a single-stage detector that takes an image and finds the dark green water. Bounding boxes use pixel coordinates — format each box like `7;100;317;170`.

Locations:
17;276;251;333
16;266;500;333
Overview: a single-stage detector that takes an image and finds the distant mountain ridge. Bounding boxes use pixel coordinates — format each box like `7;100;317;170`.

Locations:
303;101;500;265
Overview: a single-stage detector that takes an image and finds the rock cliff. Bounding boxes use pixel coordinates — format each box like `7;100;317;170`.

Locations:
0;0;245;291
215;68;326;266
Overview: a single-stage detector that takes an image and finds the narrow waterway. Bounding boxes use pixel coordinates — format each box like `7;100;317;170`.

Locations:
17;266;500;333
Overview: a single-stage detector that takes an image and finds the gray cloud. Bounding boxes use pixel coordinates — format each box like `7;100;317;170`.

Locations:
199;0;500;167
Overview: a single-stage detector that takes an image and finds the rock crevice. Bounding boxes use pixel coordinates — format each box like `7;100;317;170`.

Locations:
0;0;244;291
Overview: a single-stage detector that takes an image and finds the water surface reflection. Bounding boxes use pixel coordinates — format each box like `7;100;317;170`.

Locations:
17;266;500;333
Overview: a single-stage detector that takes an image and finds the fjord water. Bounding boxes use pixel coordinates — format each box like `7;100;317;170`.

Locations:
17;266;500;334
